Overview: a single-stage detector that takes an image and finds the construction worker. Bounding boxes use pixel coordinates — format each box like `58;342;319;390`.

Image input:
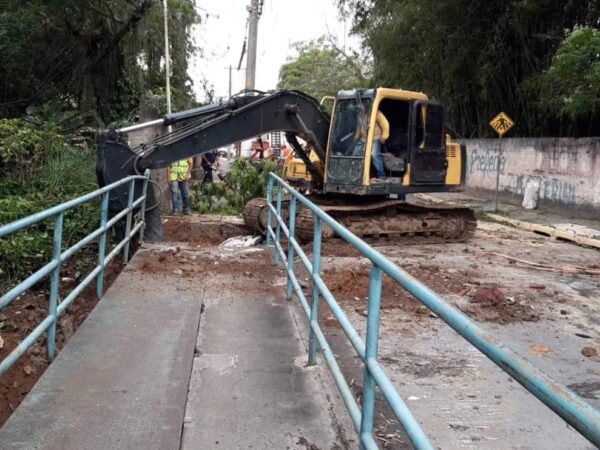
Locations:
201;150;218;184
168;158;193;215
281;144;292;161
354;108;390;178
277;144;293;172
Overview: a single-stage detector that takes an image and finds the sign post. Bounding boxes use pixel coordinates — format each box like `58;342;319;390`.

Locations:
489;112;514;211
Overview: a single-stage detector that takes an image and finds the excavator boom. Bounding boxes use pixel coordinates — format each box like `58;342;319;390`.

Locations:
98;90;329;189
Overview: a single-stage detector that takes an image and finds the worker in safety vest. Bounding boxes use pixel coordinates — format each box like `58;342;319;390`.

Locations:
168;158;193;215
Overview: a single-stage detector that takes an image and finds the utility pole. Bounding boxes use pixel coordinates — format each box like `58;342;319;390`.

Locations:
245;0;261;90
162;0;172;132
229;65;232;98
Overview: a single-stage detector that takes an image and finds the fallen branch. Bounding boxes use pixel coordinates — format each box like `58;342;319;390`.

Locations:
476;252;600;275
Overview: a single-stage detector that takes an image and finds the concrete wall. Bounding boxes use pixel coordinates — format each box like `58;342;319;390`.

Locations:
464;137;600;210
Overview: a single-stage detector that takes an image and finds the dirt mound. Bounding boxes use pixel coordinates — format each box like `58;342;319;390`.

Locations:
471;286;505;303
162;216;247;246
459;284;540;324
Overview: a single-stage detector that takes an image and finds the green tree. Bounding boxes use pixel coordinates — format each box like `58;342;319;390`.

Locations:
338;0;600;137
0;0;200;123
278;37;368;102
525;27;600;135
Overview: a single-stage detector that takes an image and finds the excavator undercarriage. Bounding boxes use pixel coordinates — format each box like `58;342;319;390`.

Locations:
242;196;476;243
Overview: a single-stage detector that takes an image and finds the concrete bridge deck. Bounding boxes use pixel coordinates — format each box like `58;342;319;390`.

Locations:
0;235;351;449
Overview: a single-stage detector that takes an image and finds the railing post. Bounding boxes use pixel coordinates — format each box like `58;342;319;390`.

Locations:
47;212;64;361
97;192;109;299
274;186;283;265
359;265;383;449
123;179;135;264
266;175;273;246
308;215;322;366
140;170;150;241
286;196;297;301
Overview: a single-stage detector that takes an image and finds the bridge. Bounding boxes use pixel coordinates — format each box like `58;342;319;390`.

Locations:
0;172;599;449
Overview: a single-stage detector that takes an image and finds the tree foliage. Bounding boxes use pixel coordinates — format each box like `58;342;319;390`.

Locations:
191;158;277;215
338;0;600;137
526;27;600;131
0;0;200;123
277;37;368;103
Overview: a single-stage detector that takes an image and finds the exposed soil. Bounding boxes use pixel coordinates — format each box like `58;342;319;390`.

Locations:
0;260;124;427
130;246;209;277
317;262;540;325
3;208;598;448
459;284;540;324
307;205;600;446
321;266;433;317
129;246;281;293
303;239;362;258
162;216;248;246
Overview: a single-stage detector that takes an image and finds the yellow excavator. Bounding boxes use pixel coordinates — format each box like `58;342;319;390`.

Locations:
98;88;475;242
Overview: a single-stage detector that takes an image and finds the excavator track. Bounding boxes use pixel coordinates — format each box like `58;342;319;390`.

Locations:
296;200;476;243
243;197;476;244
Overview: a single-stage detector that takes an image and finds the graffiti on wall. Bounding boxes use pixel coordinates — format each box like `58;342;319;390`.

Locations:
464;138;599;208
469;148;508;176
515;175;577;205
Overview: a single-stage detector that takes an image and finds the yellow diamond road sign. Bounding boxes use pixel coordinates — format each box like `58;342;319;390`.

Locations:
489;112;514;137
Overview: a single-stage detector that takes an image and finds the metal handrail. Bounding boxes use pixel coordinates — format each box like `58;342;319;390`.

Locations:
0;171;150;376
265;172;600;449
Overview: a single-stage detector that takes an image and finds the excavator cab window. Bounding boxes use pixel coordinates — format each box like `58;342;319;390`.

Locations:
330;97;373;157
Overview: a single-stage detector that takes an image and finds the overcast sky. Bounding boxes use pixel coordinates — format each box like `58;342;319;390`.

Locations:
188;0;358;101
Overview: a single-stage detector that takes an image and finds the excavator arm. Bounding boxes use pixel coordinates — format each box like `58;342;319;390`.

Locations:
97;90;330;240
98;90;329;187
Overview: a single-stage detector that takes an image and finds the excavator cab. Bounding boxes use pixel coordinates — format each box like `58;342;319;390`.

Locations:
284;88;465;196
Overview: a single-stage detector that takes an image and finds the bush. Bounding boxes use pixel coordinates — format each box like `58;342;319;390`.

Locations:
190;158;277;215
0;119;68;183
0;118;99;288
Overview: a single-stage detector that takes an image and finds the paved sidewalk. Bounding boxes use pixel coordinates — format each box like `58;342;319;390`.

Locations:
417;191;600;232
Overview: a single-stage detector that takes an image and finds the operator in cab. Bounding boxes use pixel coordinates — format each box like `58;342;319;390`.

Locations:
353;107;390;179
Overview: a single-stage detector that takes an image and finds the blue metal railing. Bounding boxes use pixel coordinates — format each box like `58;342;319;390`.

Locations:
265;173;600;449
0;170;150;376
